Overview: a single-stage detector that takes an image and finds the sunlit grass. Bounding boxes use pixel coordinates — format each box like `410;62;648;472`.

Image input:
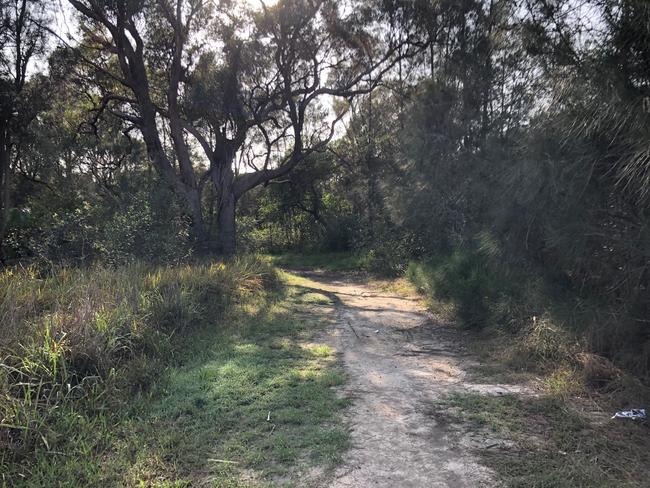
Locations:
1;262;349;486
112;300;349;486
261;252;367;272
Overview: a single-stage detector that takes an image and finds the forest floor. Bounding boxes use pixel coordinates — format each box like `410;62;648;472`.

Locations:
285;269;534;487
12;261;647;486
282;267;650;488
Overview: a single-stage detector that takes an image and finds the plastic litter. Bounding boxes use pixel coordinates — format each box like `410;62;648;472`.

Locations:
611;409;646;420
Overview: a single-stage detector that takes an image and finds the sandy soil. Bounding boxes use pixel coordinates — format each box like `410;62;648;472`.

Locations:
292;270;534;488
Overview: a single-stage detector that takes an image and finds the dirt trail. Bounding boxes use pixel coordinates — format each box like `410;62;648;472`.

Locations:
294;270;532;488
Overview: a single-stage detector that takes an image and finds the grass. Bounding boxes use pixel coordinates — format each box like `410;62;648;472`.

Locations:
262;252;367;273
438;392;650;488
402;243;650;488
404;243;650;386
1;261;350;486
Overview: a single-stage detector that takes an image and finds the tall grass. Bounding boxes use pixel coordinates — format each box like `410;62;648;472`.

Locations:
0;257;277;471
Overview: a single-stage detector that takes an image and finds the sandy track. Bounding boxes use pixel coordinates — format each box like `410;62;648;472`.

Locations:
291;270;528;488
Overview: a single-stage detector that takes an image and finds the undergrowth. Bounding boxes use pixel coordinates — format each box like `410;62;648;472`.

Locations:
262;249;409;276
441;392;650;488
262;252;367;273
410;242;650;486
405;241;650;393
1;260;349;485
0;257;287;485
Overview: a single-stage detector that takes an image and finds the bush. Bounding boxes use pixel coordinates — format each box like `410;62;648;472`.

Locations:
406;238;650;383
406;243;504;328
97;193;191;265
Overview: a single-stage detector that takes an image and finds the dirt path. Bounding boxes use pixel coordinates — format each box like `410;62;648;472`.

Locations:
292;270;532;488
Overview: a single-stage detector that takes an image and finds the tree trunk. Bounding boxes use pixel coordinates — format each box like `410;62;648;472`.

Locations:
0;134;11;264
217;191;236;256
213;157;237;256
186;188;210;253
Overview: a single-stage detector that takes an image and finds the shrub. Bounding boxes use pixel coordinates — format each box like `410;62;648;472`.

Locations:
406;243;505;328
406;238;650;385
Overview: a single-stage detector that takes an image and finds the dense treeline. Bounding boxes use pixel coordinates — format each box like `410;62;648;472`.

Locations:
2;0;423;260
1;1;649;372
242;0;650;377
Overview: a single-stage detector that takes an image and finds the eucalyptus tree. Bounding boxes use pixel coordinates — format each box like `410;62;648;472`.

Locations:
67;0;420;254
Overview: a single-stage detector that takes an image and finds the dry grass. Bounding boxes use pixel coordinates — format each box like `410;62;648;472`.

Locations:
441;391;650;487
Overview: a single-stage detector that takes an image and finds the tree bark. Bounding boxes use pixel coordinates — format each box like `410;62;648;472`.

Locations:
185;187;209;250
0;131;11;263
212;154;237;256
217;191;236;256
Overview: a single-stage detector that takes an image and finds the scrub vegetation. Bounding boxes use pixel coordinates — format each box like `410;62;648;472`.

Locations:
1;259;349;486
440;392;650;488
2;0;650;485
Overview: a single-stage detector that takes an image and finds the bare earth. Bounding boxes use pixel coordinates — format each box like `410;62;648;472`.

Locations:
292;270;533;488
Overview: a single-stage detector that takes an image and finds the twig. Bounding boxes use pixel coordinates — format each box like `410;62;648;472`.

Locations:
347;320;361;340
208;459;239;465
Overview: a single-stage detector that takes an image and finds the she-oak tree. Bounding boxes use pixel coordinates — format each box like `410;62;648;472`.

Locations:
67;0;419;254
0;0;48;261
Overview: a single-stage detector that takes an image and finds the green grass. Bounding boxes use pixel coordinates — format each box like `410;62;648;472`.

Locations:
438;392;650;487
1;263;349;487
262;252;366;272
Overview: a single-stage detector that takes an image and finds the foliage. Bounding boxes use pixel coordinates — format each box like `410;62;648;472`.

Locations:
263;251;367;272
1;264;350;486
0;2;650;486
245;0;650;379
